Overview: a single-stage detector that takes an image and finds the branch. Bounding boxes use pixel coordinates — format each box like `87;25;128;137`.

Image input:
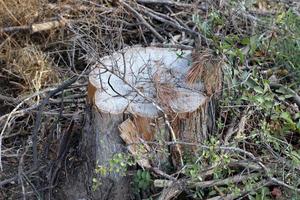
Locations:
136;0;193;8
0;18;67;34
119;1;166;42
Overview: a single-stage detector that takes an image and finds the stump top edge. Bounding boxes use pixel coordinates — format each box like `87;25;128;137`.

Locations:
89;46;206;117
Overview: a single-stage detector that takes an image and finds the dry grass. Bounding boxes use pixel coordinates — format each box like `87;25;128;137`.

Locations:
0;38;60;96
4;46;59;96
0;0;46;27
0;0;66;100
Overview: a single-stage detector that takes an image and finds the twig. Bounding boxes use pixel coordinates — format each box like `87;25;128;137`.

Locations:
31;75;81;168
0;25;30;33
47;120;75;199
0;94;18;103
0;95;35;171
0;87;56;108
136;140;300;193
18;140;31;200
0;104;39;122
0;165;45;187
0;0;21;25
157;179;184;200
155;173;262;200
191;173;259;188
151;167;177;181
151;43;193;50
119;1;166;42
136;0;192;8
138;4;198;36
0;86;63;170
171;142;300;193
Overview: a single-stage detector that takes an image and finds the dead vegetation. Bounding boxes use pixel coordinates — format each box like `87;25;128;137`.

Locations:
0;0;44;27
3;46;59;96
187;50;223;96
0;0;299;199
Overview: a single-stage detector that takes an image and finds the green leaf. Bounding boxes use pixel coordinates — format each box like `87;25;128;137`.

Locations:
236;48;245;63
145;171;151;181
137;170;142;178
241;37;250;45
249;196;255;200
245;77;259;88
276;12;286;24
260;187;270;199
297;120;300;131
254;86;264;94
280;112;294;124
255;96;265;104
142;171;147;179
250;35;259;53
138;180;144;189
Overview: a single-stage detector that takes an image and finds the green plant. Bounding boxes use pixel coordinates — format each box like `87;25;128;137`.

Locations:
93;153;136;190
274;10;300;73
133;170;152;193
249;187;271;200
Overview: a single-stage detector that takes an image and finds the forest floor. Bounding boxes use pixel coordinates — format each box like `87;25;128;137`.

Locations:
0;0;300;199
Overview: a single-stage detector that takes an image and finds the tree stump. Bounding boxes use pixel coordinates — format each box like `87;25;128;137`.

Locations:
59;46;214;199
88;46;208;165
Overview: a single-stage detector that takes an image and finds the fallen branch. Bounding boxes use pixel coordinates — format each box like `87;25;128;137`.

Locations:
0;18;67;34
137;140;300;193
154;173;259;189
157;179;184;200
136;0;193;8
151;43;193;50
154;173;261;200
192;173;259;188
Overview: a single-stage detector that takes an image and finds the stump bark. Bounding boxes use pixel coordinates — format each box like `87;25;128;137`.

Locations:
55;106;132;200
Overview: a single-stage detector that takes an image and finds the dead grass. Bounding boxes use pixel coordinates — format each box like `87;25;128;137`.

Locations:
6;46;59;96
0;0;68;100
0;0;46;27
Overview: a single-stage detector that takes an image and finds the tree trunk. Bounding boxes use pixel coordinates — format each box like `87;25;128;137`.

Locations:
55;106;132;200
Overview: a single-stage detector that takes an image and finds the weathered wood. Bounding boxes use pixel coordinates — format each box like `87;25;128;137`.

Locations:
119;118;152;169
55;106;132;200
92;108;132;200
54;107;95;199
170;104;209;166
